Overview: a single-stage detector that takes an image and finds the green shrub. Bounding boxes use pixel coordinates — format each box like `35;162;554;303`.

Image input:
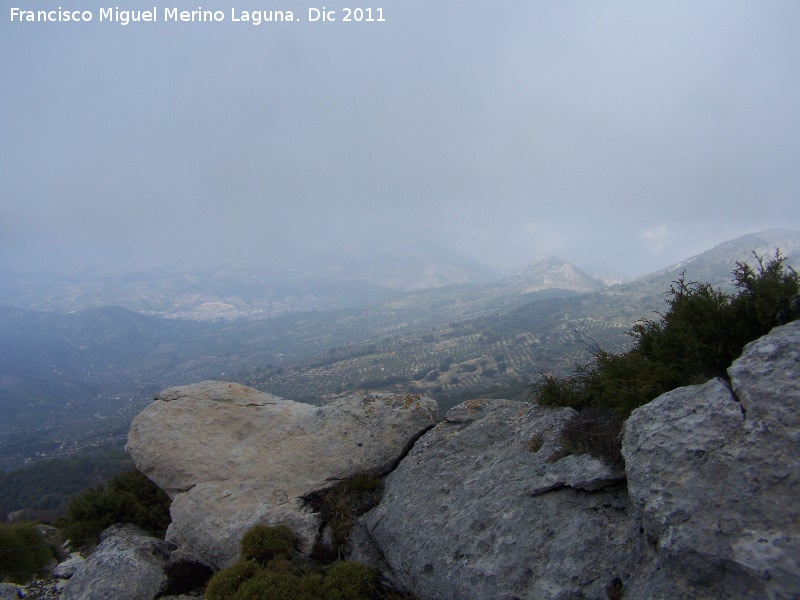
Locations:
233;559;322;600
0;522;54;584
240;524;297;565
533;348;673;416
322;561;378;600
62;468;171;546
531;251;800;418
205;560;262;600
206;522;409;600
231;559;377;600
206;521;395;600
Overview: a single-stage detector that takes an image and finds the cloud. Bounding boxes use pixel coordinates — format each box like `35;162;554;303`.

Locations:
2;1;800;278
640;224;673;253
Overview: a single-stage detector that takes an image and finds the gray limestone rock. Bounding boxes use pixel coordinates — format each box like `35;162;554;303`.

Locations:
364;399;636;600
127;382;437;569
622;320;800;599
0;584;19;600
61;524;174;600
51;553;85;579
117;322;799;599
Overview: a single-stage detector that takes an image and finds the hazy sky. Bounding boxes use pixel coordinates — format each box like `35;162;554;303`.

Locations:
2;1;799;277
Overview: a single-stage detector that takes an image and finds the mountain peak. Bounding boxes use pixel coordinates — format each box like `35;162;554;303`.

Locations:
510;255;604;294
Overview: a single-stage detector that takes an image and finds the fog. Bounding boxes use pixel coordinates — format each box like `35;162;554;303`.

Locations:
3;1;800;279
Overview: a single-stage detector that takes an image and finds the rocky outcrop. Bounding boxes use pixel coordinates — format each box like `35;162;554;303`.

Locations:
362;321;800;599
126;382;437;569
105;322;798;599
622;320;800;599
0;584;19;600
363;399;636;599
51;553;84;579
61;524;174;600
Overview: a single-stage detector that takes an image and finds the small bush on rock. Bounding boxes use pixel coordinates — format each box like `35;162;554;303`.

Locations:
234;559;321;600
205;560;262;600
206;523;402;600
240;524;297;565
322;560;379;600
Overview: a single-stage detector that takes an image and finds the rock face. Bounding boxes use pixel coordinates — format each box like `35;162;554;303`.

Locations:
61;524;174;600
0;584;19;600
363;321;800;600
364;399;637;599
127;382;437;569
51;553;85;579
623;320;800;599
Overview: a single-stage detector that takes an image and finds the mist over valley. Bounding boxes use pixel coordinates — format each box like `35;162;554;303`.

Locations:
1;229;797;471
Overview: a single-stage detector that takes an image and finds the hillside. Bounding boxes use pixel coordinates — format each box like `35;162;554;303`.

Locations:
1;229;798;469
0;255;598;469
237;229;800;412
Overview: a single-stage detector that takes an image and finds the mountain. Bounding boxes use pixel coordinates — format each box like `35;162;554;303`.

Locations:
1;229;797;469
634;228;800;292
494;254;604;295
0;239;500;318
0;254;594;469
237;229;800;411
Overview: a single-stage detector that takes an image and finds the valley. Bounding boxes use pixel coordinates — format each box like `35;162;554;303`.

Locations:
1;229;797;471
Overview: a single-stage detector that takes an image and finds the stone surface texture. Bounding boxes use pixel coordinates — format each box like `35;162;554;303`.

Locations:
0;584;19;600
364;398;636;600
51;553;85;579
623;320;800;600
60;524;173;600
364;321;800;600
126;382;437;569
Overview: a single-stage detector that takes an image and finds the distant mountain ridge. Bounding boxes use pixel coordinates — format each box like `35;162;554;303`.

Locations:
503;254;604;295
1;229;797;470
0;239;500;318
238;228;800;410
636;228;800;291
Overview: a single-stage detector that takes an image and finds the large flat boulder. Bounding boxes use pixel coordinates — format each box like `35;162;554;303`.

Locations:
622;320;800;599
127;382;437;569
363;399;637;600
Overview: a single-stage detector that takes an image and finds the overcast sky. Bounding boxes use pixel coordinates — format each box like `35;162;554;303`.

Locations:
2;0;799;278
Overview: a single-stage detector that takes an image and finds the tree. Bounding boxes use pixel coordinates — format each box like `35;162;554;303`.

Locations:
530;251;799;417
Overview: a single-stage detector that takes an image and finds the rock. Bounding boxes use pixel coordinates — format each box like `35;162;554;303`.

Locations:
13;578;61;600
52;553;85;579
346;516;391;575
0;584;19;600
364;398;636;599
61;524;175;600
622;320;800;599
127;382;437;569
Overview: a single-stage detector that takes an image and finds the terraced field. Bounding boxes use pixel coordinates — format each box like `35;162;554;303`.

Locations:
0;274;595;468
238;291;641;414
